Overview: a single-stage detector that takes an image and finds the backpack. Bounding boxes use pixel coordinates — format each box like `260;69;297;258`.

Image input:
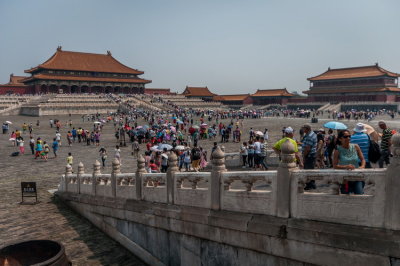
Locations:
192;148;201;160
368;135;381;163
11;151;19;157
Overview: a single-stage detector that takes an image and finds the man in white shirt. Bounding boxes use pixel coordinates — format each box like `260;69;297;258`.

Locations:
254;136;262;169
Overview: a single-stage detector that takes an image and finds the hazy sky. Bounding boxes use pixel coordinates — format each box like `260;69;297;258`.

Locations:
1;0;399;95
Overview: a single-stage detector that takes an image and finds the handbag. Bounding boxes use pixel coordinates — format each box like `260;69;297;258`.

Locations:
368;135;381;163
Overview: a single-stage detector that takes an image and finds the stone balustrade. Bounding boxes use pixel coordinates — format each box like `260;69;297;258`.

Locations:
58;133;400;230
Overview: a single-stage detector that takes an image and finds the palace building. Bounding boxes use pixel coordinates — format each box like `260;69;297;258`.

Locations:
213;94;253;105
0;47;151;95
304;64;400;103
250;88;294;105
182;86;216;101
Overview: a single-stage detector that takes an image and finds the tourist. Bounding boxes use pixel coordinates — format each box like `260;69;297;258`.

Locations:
35;139;43;159
115;145;121;164
191;144;201;172
259;137;269;170
99;147;107;167
200;147;208;170
247;140;255;168
161;148;169;173
29;136;35;155
55;131;61;146
263;128;269;141
301;124;317;190
148;159;159;173
333;130;365;194
49;119;53;128
17;137;25;155
350;123;371;168
183;149;191;171
254;136;262;169
210;142;218;160
22;123;27;134
94;131;101;146
2;123;9;134
67;131;72;146
272;127;302;167
132;139;140;157
67;152;73;167
10;131;16;146
71;127;77;142
315;130;326;169
240;142;248;168
43;141;50;161
325;129;336;168
378;121;394;168
52;138;59;158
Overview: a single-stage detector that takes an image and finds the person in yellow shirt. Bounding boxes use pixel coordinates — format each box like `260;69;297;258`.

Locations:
67;152;73;166
273;127;303;167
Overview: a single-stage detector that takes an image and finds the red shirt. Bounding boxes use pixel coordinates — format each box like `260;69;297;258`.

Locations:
149;163;158;171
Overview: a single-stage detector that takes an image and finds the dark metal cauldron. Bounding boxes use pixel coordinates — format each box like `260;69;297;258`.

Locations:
0;240;71;266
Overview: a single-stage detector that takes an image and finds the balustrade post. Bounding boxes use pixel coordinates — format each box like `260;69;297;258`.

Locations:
167;151;178;204
77;162;84;194
111;158;121;198
211;146;226;210
92;160;101;196
384;133;400;230
65;164;72;192
136;154;146;200
276;139;297;218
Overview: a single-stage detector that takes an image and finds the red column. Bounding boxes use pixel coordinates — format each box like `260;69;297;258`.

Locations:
34;84;40;95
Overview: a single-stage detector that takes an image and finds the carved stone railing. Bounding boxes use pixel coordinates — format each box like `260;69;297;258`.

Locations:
221;171;276;215
58;134;400;230
290;169;386;227
174;172;211;208
142;173;167;203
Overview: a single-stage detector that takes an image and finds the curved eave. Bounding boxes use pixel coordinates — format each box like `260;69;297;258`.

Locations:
22;76;152;84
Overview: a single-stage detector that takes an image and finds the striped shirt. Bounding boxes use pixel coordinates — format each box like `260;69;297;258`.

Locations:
350;132;369;162
302;131;317;155
381;128;393;151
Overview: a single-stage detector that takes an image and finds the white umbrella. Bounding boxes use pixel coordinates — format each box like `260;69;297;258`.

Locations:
150;146;160;151
158;143;173;151
9;138;15;141
94;121;101;124
174;145;185;150
5;121;12;124
255;131;263;136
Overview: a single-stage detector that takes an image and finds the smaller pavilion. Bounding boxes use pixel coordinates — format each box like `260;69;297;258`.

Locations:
182;86;216;101
213;94;253;105
0;74;31;95
250;89;294;105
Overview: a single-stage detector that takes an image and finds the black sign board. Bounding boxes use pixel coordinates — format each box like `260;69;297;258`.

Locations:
21;182;37;203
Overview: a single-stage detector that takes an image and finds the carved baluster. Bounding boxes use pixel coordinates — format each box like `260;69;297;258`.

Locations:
65;164;72;191
111;158;120;197
92;160;101;195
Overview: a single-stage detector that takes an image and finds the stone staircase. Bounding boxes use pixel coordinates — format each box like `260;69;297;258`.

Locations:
317;103;331;112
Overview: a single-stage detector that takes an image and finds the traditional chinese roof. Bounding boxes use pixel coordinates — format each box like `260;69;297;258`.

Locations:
213;94;250;101
25;47;145;75
4;74;29;86
182;86;216;97
303;87;400;94
308;64;399;81
21;74;151;84
251;88;294;97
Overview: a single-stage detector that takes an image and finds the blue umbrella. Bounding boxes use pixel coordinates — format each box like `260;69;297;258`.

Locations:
323;121;348;130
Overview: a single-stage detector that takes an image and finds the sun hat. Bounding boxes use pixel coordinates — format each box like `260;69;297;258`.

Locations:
353;123;367;133
284;127;294;134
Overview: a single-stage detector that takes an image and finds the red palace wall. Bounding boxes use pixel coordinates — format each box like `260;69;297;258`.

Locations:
0;85;34;95
243;97;253;105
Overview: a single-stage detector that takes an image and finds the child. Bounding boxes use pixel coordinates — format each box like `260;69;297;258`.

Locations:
67;152;73;167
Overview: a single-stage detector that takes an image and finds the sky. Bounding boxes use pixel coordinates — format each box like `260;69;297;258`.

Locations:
1;0;400;95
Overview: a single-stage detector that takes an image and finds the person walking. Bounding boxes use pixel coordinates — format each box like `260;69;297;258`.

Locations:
52;138;59;158
301;124;317;190
99;147;107;167
132;139;140;157
240;142;248;168
29;136;35;155
378;121;394;168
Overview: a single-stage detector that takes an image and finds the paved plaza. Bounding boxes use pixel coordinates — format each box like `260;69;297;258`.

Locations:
0;113;397;265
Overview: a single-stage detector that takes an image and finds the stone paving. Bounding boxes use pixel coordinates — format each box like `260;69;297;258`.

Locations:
0;113;397;265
